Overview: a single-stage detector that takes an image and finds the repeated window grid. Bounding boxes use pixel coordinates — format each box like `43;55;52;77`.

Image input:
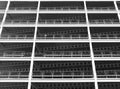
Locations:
0;1;120;89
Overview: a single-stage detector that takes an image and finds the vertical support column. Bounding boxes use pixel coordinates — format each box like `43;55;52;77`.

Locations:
114;0;120;22
28;1;40;89
84;1;98;89
0;1;10;35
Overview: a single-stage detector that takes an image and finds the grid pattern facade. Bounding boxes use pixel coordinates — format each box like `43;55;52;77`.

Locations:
0;0;120;89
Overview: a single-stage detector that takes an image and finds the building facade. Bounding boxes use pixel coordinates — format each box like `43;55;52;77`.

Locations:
0;0;120;89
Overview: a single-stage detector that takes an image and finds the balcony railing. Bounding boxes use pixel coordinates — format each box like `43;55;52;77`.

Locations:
0;71;29;78
87;7;115;11
33;71;93;78
35;51;90;57
89;19;119;24
40;6;84;11
92;34;120;39
97;70;120;78
5;20;35;24
9;7;37;11
94;51;120;57
0;51;31;57
37;34;88;39
39;19;86;24
0;34;34;39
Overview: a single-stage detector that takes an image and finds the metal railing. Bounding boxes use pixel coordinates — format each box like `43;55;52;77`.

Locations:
0;71;29;78
0;51;31;57
87;7;115;11
97;70;120;78
5;20;35;24
89;19;119;24
40;6;84;11
0;34;34;39
9;7;37;11
92;34;120;39
35;51;90;57
39;19;86;24
94;51;120;57
37;34;88;39
33;71;93;78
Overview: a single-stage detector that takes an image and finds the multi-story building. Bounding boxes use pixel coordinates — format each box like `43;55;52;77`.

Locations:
0;0;120;89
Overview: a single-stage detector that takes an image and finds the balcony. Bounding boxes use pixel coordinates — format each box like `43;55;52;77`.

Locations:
88;13;120;24
4;14;36;26
40;1;84;11
31;82;95;89
90;27;120;40
0;61;30;79
0;27;35;40
0;43;33;58
92;43;120;57
0;83;28;89
35;43;90;58
86;1;115;11
32;61;93;78
38;14;86;24
36;27;88;40
9;1;38;12
0;1;8;12
95;61;120;78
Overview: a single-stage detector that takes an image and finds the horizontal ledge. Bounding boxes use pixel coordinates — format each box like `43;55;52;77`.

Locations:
3;24;120;27
3;0;117;1
34;58;92;61
2;24;120;27
2;0;116;1
97;79;120;82
0;79;120;82
0;57;31;60
94;57;120;60
0;39;89;42
35;40;89;42
1;39;120;43
91;39;120;42
7;11;118;14
34;57;91;59
0;59;31;61
31;79;95;82
31;79;120;83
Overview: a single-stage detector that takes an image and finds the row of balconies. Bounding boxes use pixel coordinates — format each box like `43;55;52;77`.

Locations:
0;61;120;79
0;13;120;26
0;13;119;26
0;82;120;89
0;43;120;58
1;1;120;11
1;27;120;40
0;13;119;24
